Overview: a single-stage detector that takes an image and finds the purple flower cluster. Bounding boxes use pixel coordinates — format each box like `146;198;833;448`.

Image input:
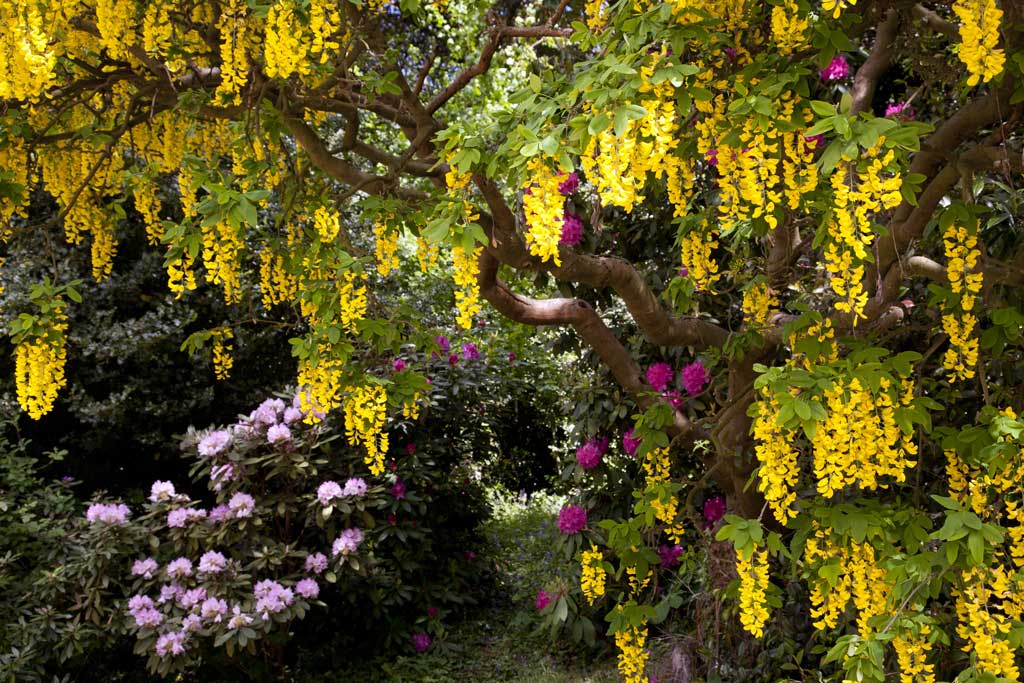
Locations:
462;342;480;360
128;594;164;629
658;544;683;567
411;632;432;653
560;212;584;246
393;358;407;372
436;335;451;352
317;481;343;506
85;502;131;525
703;495;726;525
198;550;227;575
201;597;229;622
557;505;587;535
305;553;329;574
132;557;159;579
296;577;319;600
344;477;368;497
155;631;187;657
680;361;709;396
820;55;850;81
254;579;294;618
332;528;364;556
391;477;407;500
535;589;552;611
198;430;232;457
267;424;292;444
167;507;207;529
885;101;915;120
228;492;255;518
622;428;641;458
180;587;207;610
576;437;609;470
558;172;579;195
646;362;675;392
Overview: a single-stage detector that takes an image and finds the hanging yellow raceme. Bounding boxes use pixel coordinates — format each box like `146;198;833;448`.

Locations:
953;0;1005;87
452;244;483;330
941;218;983;382
373;219;401;276
212;328;234;380
642;447;685;544
0;0;57;101
264;0;309;80
742;281;778;329
614;621;649;683
216;0;250;105
521;158;565;266
297;352;344;421
736;546;771;637
771;0;808;56
338;270;368;332
344;385;389;476
580;546;607;604
14;301;68;420
751;394;800;524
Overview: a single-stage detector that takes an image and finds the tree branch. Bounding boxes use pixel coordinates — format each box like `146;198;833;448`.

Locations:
851;9;899;116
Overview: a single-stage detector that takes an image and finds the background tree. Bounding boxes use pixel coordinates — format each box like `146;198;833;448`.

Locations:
2;0;1024;681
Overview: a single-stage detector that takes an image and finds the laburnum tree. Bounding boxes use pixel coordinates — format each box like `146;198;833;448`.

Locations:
2;0;1024;680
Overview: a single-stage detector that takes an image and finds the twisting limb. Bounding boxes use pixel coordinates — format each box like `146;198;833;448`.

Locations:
850;9;899;116
912;3;958;38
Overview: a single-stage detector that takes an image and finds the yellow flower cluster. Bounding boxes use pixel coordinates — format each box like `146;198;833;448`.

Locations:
822;0;857;19
580;546;607;604
373;219;401;276
614;622;649;683
338;270;368;332
416;237;439;273
941;219;983;382
201;219;244;304
344;385;390;475
585;0;606;32
955;568;1020;681
812;377;916;498
15;305;68;421
788;319;838;371
216;0;250;105
212;328;234;380
452;245;483;330
142;2;172;59
804;532;890;632
297;353;344;421
752;395;800;524
679;222;720;291
771;0;808;56
893;626;935;683
133;181;164;246
310;0;342;63
95;0;133;61
521;158;565;266
167;248;198;298
402;392;421;421
314;206;340;242
825;152;902;322
670;0;749;31
735;547;770;638
264;1;310;80
0;1;57;101
642;447;685;544
91;216;117;282
953;0;1006;87
258;247;298;308
742;281;778;329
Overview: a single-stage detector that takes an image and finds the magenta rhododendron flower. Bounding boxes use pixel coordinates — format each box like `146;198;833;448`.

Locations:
406;442;417;455
804;133;825;150
436;335;450;352
658;544;683;567
705;149;719;166
508;352;516;363
393;358;407;372
557;505;587;535
411;632;431;653
646;362;675;392
885;101;915;119
462;342;480;360
560;212;584;246
663;390;683;408
535;589;552;610
391;477;407;500
558;171;579;195
427;607;439;618
680;361;710;395
448;353;459;366
576;437;609;469
703;495;726;525
622;428;641;457
820;55;850;81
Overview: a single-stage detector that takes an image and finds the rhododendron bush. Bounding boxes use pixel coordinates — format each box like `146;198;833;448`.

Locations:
3;0;1024;680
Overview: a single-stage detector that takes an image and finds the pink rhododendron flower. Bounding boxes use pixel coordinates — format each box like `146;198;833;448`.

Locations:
576;437;609;470
436;335;450;352
885;101;915;119
228;492;255;518
557;505;587;535
127;594;155;617
508;352;516;363
283;407;303;424
560;212;584;246
296;578;320;600
180;587;207;610
132;558;159;579
411;632;431;653
253;398;286;425
254;579;294;618
210;463;236;491
680;361;710;396
208;504;231;523
168;507;206;528
332;528;364;556
646;362;675;392
166;558;193;580
267;424;291;444
228;605;252;629
149;481;176;503
159;583;184;604
317;481;343;506
820;55;850;81
198;430;231;457
558;171;579;195
201;597;229;622
343;477;368;497
663;390;683;409
535;589;552;610
85;502;131;525
622;428;641;457
305;553;328;574
132;606;163;629
155;631;187;657
198;550;227;575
